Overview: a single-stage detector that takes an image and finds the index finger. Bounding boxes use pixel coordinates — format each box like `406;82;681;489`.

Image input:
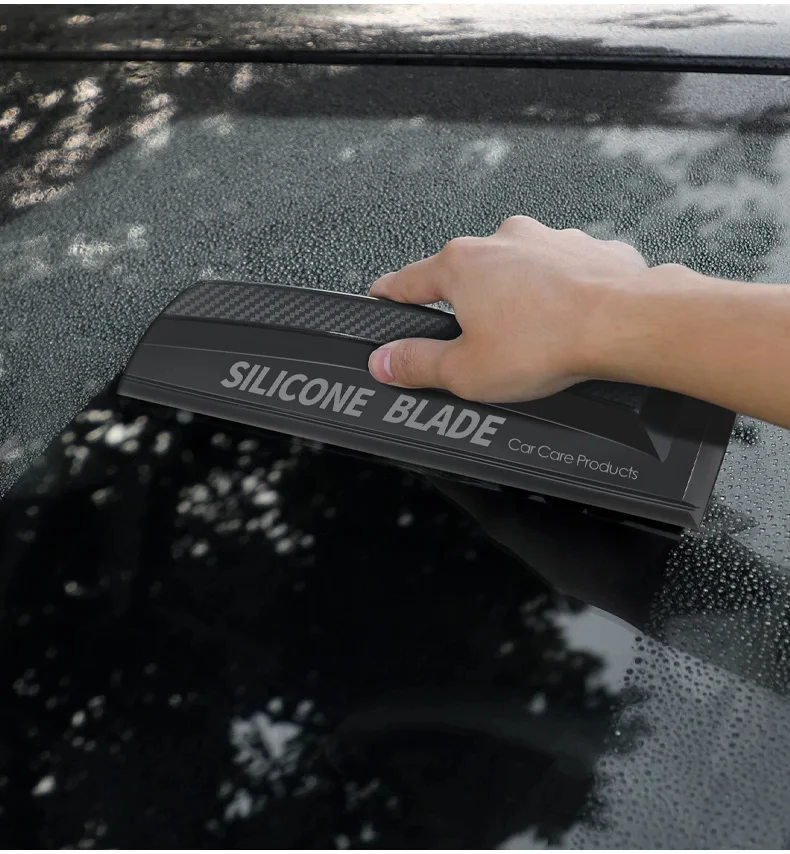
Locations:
368;253;451;306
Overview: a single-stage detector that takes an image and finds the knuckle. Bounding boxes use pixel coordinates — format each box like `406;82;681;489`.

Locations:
499;215;539;233
441;236;479;264
607;238;636;253
391;340;419;383
607;239;647;264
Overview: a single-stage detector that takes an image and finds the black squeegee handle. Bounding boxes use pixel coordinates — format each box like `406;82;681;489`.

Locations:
163;280;462;345
129;279;674;465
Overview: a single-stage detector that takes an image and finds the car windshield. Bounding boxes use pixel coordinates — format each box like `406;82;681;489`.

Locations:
2;23;790;849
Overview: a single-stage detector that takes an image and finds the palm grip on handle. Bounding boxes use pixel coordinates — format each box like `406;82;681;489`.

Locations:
165;280;649;410
166;280;461;345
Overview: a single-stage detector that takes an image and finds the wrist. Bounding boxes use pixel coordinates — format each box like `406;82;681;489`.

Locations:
578;263;702;386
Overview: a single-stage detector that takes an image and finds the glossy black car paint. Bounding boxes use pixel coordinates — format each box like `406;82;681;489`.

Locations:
2;6;790;850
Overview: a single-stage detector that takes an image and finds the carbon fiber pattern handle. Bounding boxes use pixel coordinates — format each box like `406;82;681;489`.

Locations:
165;280;461;344
572;381;648;411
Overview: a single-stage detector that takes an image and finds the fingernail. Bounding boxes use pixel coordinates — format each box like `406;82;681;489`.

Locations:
368;344;394;383
369;272;395;297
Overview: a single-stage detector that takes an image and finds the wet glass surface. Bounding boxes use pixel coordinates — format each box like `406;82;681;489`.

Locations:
2;57;790;847
2;5;789;61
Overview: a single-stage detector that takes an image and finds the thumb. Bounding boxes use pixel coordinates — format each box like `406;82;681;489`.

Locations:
368;338;453;389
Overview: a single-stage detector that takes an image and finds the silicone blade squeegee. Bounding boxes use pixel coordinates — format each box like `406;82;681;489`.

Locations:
119;280;735;529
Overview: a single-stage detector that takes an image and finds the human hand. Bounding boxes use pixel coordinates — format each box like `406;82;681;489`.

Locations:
367;216;649;402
